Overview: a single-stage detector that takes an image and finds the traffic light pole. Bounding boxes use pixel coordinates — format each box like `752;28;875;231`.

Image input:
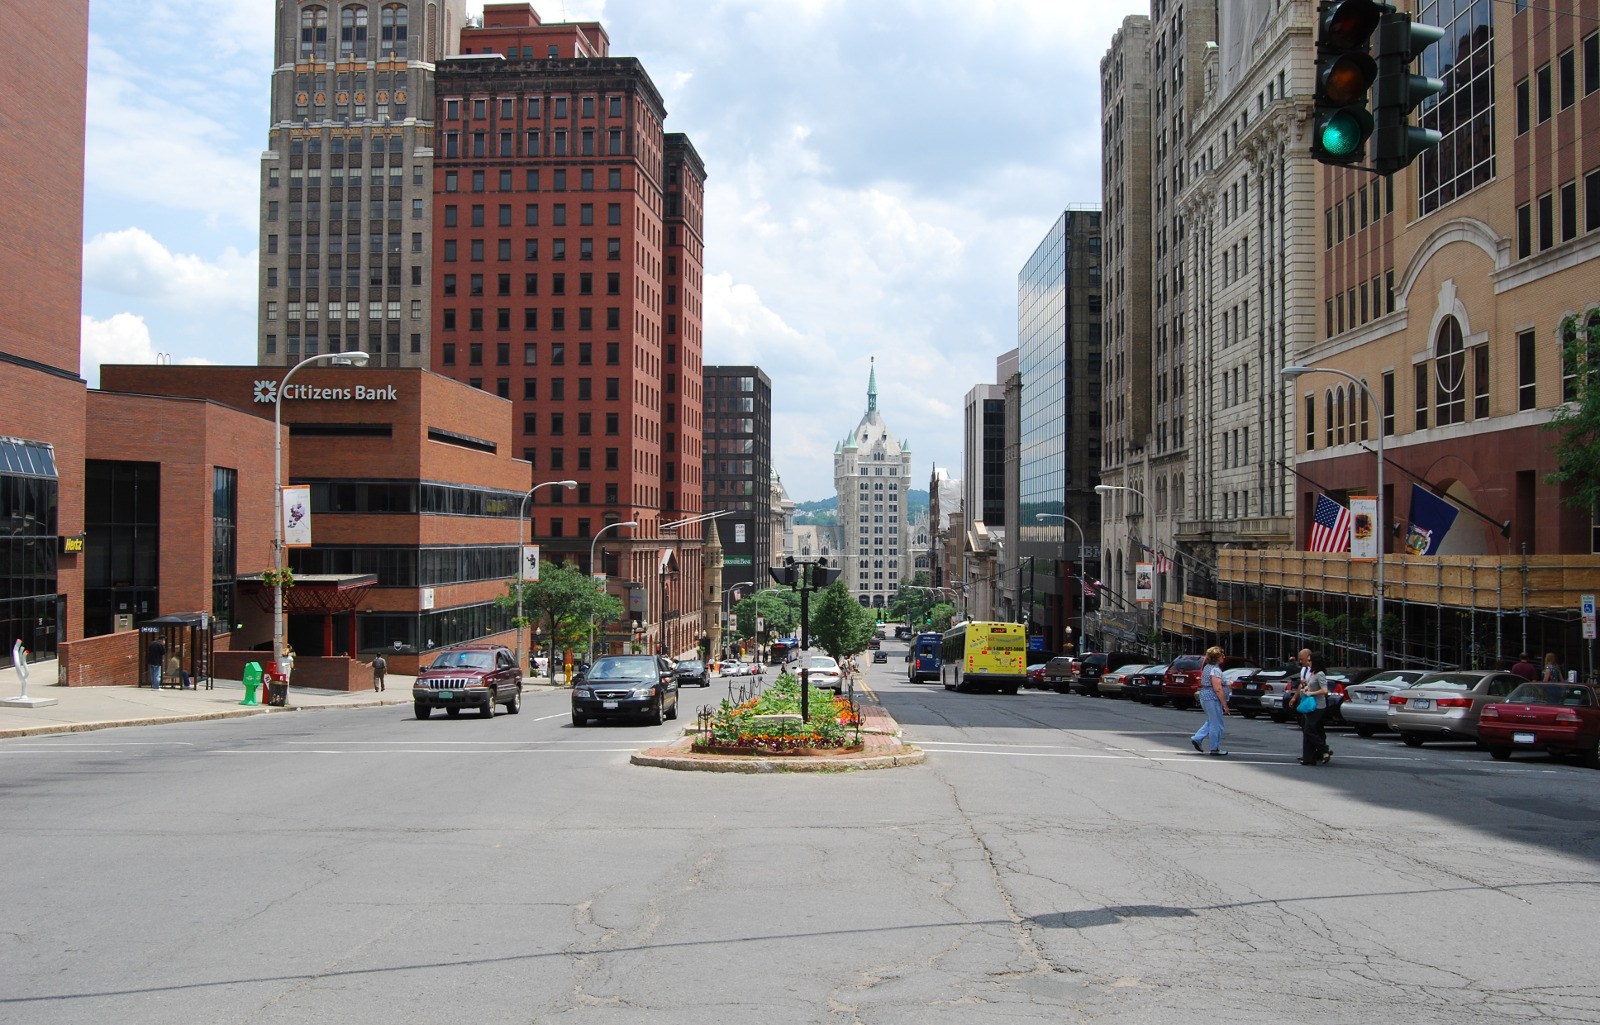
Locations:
771;556;840;722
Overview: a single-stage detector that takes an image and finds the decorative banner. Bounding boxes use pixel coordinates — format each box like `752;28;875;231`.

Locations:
735;523;747;543
1349;497;1378;561
1404;483;1460;556
282;486;312;547
1135;562;1155;605
520;544;541;582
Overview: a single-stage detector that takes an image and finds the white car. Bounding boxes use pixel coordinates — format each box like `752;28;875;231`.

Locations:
803;655;844;691
719;660;760;677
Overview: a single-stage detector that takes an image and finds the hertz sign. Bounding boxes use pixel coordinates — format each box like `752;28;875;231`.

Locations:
60;535;85;554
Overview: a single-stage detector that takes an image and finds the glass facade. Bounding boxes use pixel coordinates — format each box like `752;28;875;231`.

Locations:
703;367;773;592
84;460;159;638
0;439;60;656
213;468;237;636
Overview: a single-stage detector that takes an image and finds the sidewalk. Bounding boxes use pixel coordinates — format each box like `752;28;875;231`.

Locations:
0;658;570;739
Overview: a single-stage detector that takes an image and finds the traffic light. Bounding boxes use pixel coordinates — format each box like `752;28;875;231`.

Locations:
1371;10;1444;175
810;563;841;587
1311;0;1382;166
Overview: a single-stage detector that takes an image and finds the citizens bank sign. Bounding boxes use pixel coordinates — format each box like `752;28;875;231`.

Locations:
252;381;399;404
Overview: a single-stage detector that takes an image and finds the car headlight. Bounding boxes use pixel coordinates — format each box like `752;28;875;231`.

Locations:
574;687;591;698
633;687;656;699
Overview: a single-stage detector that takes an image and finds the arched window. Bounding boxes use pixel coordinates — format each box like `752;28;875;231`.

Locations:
1435;316;1466;426
1336;387;1347;445
300;6;329;59
341;6;369;58
381;5;409;57
1324;389;1334;448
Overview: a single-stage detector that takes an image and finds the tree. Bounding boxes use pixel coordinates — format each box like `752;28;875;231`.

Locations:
731;589;801;641
1544;308;1600;510
808;581;877;661
499;561;625;664
887;574;937;625
927;601;957;631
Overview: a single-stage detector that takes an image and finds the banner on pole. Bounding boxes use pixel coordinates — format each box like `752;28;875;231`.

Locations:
1349;497;1378;561
282;486;312;547
520;545;540;582
1135;562;1154;604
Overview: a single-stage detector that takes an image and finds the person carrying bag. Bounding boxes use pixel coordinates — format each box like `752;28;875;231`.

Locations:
1299;654;1332;766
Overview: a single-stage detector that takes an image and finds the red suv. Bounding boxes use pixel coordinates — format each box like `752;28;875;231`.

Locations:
1162;653;1259;709
413;644;524;719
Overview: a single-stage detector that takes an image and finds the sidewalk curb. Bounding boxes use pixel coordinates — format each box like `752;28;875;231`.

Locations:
630;744;925;773
0;707;270;740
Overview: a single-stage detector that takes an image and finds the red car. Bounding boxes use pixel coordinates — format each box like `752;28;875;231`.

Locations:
1162;653;1259;709
1479;682;1600;766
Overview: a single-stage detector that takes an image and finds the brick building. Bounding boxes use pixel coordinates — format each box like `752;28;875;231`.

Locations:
429;3;709;656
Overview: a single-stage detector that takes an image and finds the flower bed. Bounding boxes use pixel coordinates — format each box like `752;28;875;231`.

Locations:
691;673;863;755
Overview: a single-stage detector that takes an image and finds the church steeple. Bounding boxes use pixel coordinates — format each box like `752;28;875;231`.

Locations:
867;357;877;414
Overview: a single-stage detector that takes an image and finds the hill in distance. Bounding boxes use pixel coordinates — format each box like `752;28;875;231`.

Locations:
793;490;928;525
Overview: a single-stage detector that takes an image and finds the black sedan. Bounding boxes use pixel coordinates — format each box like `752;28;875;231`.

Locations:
572;655;679;726
675;658;711;687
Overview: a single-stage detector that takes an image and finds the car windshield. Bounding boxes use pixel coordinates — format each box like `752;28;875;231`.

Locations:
1413;673;1480;691
1362;671;1423;686
808;657;838;670
1170;656;1203;670
678;661;704;671
589;658;657;680
431;650;494;670
1507;683;1594;706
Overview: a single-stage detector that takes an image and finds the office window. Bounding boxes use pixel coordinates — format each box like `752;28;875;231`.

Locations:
1414;365;1429;430
1538;64;1553;123
1539;192;1555;251
1472;344;1489;419
1517;203;1533;259
1518;329;1537;410
1588;32;1600;95
1304;394;1315;450
1516;78;1531;134
1382;371;1395;436
1561;49;1577;109
1589;170;1600;232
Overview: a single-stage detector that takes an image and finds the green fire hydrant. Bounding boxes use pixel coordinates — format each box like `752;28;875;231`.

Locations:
241;662;263;706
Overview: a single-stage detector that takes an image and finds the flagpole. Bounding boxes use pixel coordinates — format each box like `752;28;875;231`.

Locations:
1285;366;1383;668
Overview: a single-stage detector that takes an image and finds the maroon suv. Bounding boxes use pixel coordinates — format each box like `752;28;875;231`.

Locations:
1162;653;1259;709
413;644;524;719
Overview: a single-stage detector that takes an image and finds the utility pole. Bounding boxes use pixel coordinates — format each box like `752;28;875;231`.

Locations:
771;556;840;721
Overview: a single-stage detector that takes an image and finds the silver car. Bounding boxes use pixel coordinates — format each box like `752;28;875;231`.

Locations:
803;655;844;691
1386;670;1526;745
1098;663;1153;699
1341;669;1428;736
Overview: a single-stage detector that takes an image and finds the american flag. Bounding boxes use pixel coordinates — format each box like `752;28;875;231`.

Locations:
1308;493;1352;553
1140;544;1174;575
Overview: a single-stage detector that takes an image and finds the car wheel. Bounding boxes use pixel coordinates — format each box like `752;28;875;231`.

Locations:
1269;711;1287;723
1488;746;1512;761
666;693;678;720
480;695;495;718
415;702;431;720
1401;733;1425;747
1150;697;1168;707
571;712;585;727
506;689;521;714
1240;712;1259;720
446;706;461;718
650;695;665;726
1003;686;1019;696
1173;698;1193;711
1585;738;1600;770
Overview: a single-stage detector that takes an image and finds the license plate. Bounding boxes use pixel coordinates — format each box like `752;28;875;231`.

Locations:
1513;732;1536;744
602;701;618;710
1244;684;1260;692
1409;698;1431;709
436;691;453;700
1359;693;1379;703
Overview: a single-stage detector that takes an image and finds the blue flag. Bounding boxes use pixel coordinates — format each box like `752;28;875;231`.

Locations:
1403;484;1460;556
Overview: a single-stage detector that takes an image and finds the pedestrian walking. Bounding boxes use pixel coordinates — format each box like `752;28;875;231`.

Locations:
1540;652;1563;682
1510;652;1538;681
372;653;387;692
1189;646;1230;756
1299;653;1333;765
145;634;166;690
281;644;296;683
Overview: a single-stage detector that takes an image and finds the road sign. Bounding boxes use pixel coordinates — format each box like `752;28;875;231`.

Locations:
1583;595;1595;640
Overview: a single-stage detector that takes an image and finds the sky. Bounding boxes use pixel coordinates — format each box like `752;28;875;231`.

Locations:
81;0;1146;502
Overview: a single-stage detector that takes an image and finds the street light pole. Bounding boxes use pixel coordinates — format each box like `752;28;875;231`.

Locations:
1284;365;1385;668
1094;483;1157;655
1037;512;1088;655
273;350;368;669
587;520;639;665
515;479;577;672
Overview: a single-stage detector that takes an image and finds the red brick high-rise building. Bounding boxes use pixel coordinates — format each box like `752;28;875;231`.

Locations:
433;4;707;656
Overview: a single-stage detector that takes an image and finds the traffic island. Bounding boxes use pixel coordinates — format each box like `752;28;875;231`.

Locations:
629;676;924;772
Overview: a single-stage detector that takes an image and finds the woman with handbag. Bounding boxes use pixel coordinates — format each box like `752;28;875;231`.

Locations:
1298;653;1332;765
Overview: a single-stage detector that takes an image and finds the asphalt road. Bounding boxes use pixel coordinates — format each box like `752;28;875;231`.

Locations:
2;653;1597;1024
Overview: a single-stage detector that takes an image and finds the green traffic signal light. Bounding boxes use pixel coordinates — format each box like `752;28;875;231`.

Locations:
1311;0;1382;167
1317;107;1371;159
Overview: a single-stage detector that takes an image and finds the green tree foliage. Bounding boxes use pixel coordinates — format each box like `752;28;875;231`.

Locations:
808;581;877;660
927;602;957;631
1544;308;1600;510
499;561;625;663
886;573;936;624
731;589;801;640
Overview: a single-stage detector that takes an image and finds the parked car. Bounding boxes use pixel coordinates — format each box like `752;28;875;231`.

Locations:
1162;654;1259;709
802;655;844;691
872;649;888;664
1230;668;1293;720
1386;670;1526;745
413;644;523;719
1098;662;1153;699
1043;656;1078;693
1339;669;1428;736
1124;664;1168;703
675;658;711;688
1026;663;1048;688
571;654;679;726
720;660;758;677
1479;683;1600;766
1075;651;1150;697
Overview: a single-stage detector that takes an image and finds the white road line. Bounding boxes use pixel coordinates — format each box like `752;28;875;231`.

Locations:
212;747;642;754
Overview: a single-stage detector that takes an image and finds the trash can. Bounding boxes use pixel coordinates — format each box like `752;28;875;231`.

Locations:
263;660;289;707
240;662;263;706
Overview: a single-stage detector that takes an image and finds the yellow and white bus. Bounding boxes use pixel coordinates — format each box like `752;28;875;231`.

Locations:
940;621;1028;694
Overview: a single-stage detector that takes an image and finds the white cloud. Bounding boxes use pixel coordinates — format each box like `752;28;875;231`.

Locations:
80;313;217;388
83;229;256;312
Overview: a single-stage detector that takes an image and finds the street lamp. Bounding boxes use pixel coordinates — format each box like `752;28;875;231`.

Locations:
273;350;368;670
1037;512;1088;654
587;519;638;664
515;479;577;672
1283;365;1385;668
1094;483;1159;653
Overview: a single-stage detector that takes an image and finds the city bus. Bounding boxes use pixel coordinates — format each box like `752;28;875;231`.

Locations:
907;631;943;682
940;621;1027;694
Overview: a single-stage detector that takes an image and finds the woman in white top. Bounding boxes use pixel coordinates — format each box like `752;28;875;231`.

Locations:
1189;646;1230;756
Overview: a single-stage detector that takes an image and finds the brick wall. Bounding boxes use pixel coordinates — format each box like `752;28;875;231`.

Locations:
58;630;141;687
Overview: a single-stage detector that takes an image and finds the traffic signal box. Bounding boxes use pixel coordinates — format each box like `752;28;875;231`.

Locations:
1370;10;1444;174
1312;1;1444;176
1311;0;1382;166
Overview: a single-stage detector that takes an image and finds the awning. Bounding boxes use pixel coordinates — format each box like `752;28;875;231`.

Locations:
238;573;378;615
